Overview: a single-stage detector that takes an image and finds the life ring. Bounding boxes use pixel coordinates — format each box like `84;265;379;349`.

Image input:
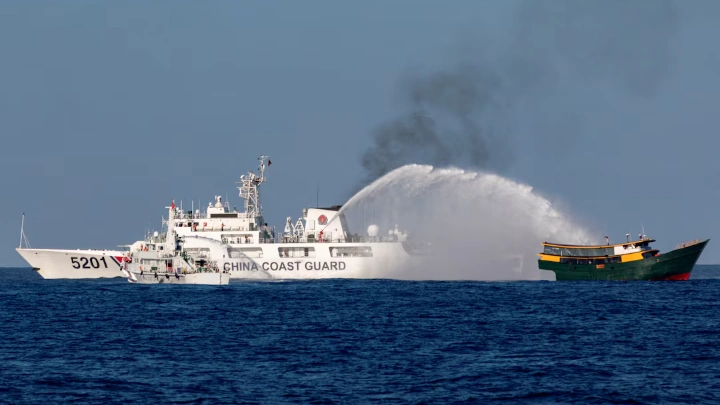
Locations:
203;222;207;227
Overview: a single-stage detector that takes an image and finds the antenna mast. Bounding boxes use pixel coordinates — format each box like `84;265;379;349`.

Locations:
19;213;24;248
19;213;31;249
237;155;269;218
641;220;646;240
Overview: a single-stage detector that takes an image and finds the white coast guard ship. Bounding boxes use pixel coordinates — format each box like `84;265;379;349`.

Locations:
124;155;426;280
16;155;427;280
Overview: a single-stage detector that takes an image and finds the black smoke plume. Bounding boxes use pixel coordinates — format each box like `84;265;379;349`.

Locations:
359;0;678;187
360;64;510;187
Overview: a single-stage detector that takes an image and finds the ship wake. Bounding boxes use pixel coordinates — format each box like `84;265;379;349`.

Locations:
340;165;594;280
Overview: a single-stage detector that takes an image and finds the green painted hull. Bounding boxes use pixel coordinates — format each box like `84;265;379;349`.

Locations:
538;239;709;281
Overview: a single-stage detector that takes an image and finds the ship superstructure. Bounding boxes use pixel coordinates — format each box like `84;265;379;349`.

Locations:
128;155;422;280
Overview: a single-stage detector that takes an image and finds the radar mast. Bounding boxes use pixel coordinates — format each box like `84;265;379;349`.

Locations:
237;155;269;219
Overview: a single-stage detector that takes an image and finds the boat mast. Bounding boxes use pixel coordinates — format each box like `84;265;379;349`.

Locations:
19;213;24;249
641;222;646;240
18;213;31;249
237;155;268;220
165;201;176;253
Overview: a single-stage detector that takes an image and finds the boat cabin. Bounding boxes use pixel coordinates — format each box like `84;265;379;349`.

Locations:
538;237;660;265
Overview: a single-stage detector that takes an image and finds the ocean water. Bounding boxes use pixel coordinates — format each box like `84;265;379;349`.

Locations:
1;266;719;404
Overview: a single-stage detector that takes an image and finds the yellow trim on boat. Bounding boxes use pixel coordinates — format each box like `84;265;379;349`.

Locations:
537;254;561;262
621;252;645;263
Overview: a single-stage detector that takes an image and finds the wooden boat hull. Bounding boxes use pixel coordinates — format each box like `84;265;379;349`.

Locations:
538;239;709;281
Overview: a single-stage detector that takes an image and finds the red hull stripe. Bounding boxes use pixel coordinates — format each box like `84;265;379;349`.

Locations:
652;272;691;281
110;256;130;268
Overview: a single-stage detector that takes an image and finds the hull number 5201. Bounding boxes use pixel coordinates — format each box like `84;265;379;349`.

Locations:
71;257;108;269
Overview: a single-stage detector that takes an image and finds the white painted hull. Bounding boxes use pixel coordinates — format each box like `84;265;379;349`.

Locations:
124;270;230;285
222;258;413;280
218;242;419;280
16;248;127;279
187;273;230;284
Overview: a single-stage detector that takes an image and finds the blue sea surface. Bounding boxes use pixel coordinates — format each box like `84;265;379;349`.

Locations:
1;266;719;404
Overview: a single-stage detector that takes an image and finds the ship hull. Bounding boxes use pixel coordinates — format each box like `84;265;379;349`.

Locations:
538;240;708;281
17;241;426;280
223;243;418;280
124;270;230;285
222;257;409;280
16;248;127;279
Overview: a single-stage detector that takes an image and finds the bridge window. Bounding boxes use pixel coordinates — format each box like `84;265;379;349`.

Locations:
228;247;264;258
278;247;316;258
210;213;239;218
330;246;373;257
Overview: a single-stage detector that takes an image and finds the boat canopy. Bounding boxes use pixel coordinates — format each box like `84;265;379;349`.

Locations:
542;238;655;249
541;238;656;258
542;245;615;257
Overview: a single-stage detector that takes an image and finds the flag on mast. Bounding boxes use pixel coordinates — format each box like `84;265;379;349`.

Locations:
171;199;175;210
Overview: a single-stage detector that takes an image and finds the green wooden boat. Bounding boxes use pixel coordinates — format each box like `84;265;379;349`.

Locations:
537;236;709;281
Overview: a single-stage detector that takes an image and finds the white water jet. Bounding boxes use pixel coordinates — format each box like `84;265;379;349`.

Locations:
339;165;594;281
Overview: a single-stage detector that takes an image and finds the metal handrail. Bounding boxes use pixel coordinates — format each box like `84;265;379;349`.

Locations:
675;239;701;249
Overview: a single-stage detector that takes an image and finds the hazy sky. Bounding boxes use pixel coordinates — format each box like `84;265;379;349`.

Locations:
1;0;719;266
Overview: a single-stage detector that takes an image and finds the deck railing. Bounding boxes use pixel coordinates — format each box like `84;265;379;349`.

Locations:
675;239;702;249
